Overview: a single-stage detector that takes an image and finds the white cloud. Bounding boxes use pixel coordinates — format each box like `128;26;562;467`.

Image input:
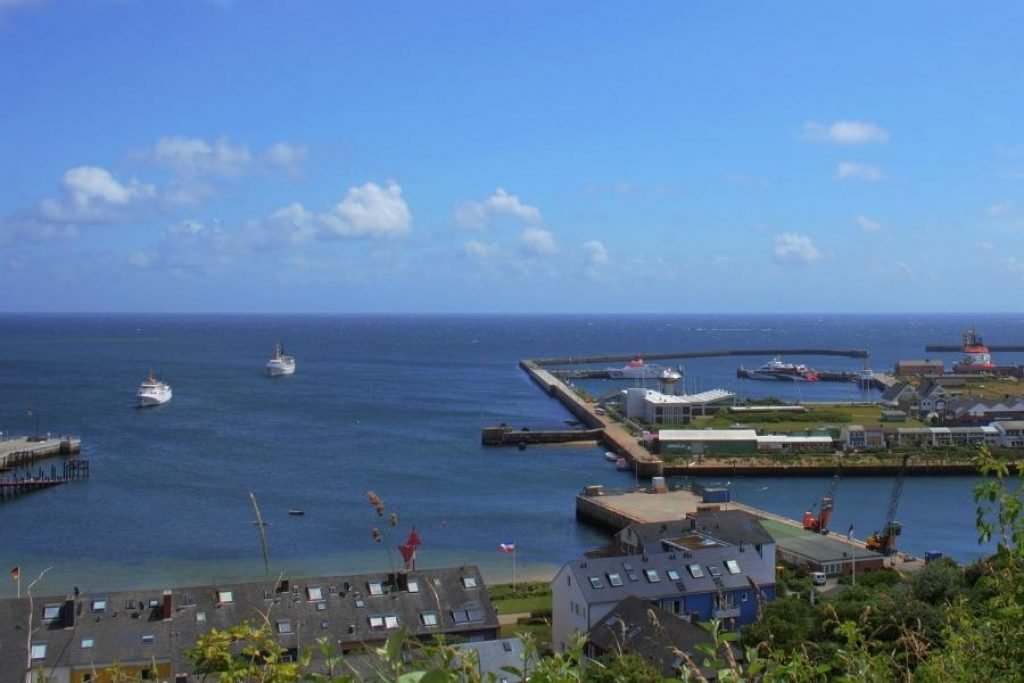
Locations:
773;233;822;264
801;120;889;145
895;261;917;279
836;162;884;182
977;241;994;252
39;166;157;224
262;143;308;177
855;215;883;232
521;226;557;255
988;201;1019;217
463;239;496;261
136;136;307;178
455;188;542;229
263;181;411;242
141;136;253;177
582;240;608;266
1004;257;1024;276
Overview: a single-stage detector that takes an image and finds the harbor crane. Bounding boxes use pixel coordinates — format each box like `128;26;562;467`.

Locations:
866;454;911;555
802;470;840;533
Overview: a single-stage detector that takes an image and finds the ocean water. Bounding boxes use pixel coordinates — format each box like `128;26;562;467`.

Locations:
1;313;1022;598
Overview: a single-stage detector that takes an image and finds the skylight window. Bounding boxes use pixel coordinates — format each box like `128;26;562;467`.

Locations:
588;576;604;589
369;616;385;630
81;638;94;649
217;590;234;604
462;576;478;589
407;579;420;593
91;599;107;613
708;566;722;577
141;635;155;645
384;615;400;629
607;572;624;587
31;643;46;660
276;620;293;634
725;559;741;575
644;569;661;583
367;581;384;596
421;611;439;626
196;612;207;622
355;599;365;608
316;601;327;611
43;604;61;620
687;564;704;579
666;569;680;581
307;586;323;601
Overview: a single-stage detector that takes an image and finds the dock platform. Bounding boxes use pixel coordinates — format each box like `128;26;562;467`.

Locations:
0;436;82;471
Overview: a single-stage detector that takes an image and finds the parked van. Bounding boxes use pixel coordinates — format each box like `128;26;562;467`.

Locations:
810;571;827;586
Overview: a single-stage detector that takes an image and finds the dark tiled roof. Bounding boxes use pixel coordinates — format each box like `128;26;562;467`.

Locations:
586;595;719;678
688;510;775;548
565;546;773;607
0;566;497;682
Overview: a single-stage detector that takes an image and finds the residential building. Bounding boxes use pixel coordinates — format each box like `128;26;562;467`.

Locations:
551;545;775;653
879;381;917;408
0;566;498;683
993;421;1024;447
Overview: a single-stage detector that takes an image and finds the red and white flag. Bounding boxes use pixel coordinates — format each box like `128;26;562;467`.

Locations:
499;542;516;553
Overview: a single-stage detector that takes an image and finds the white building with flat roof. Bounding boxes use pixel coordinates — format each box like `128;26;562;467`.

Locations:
624;387;735;425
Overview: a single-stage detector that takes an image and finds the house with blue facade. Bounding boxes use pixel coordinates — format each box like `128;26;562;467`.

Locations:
550;543;775;653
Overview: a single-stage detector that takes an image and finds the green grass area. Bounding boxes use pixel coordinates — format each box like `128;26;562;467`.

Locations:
688;402;927;432
490;581;552;615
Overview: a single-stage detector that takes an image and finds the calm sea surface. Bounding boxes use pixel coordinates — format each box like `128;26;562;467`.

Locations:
2;313;1023;597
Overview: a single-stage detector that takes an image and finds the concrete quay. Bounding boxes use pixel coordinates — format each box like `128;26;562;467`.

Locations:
532;348;869;366
519;359;664;478
0;436;82;471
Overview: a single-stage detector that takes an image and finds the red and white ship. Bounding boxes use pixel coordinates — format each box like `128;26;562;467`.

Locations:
954;327;996;373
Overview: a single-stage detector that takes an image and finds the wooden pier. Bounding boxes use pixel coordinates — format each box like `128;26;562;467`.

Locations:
0;459;90;501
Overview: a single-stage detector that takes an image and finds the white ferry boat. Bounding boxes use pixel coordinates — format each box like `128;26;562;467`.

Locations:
137;371;172;407
606;357;673;379
266;342;296;377
741;357;819;382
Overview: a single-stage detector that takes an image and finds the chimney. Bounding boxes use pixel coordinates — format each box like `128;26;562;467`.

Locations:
63;599;75;629
161;590;172;620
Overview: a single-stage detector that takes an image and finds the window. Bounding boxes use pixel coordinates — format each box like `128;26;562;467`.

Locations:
407;579;420;593
367;581;384;596
307;586;323;601
725;560;741;575
320;620;329;629
125;600;136;609
30;643;47;660
687;564;704;578
276;620;293;634
196;612;207;622
42;604;61;620
81;638;94;649
369;616;385;629
384;615;400;629
450;610;470;625
217;590;234;604
355;598;365;608
666;569;680;581
149;598;160;608
607;572;623;587
91;599;107;613
316;601;327;611
421;611;439;626
588;576;603;589
626;571;639;582
644;569;661;583
708;566;722;577
462;575;478;588
741;592;749;602
141;634;155;645
466;608;485;622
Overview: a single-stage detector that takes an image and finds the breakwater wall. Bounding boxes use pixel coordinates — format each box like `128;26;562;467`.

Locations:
533;348;869;366
481;426;605;446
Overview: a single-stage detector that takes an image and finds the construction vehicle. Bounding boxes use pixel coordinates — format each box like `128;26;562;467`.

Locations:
802;470;840;533
866;454;910;555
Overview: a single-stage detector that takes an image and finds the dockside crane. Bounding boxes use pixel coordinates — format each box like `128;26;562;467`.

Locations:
803;469;840;533
866;454;911;555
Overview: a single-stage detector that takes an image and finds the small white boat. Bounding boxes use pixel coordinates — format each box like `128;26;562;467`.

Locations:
137;371;172;407
604;451;618;462
266;342;296;377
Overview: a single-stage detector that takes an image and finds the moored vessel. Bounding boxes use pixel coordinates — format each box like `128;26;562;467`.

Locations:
954;327;996;373
739;357;819;382
606;357;673;379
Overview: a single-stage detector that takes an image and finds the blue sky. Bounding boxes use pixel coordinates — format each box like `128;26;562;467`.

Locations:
1;1;1022;313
